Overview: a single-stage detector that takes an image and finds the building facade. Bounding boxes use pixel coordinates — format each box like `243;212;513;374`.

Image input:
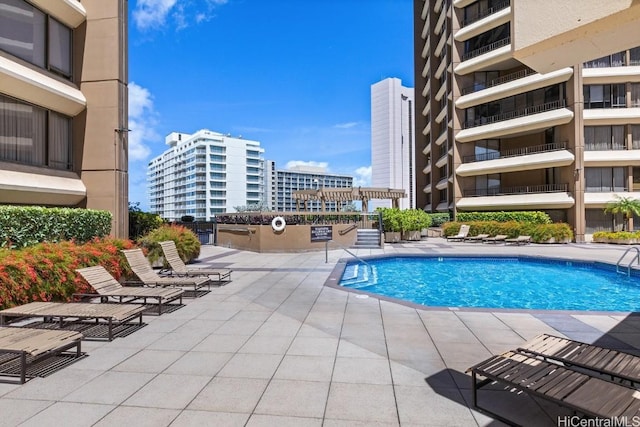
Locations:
414;0;640;241
0;0;129;237
370;78;416;210
148;130;265;221
264;161;353;211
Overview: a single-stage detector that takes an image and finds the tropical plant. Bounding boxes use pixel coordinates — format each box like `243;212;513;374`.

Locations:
377;208;402;232
603;196;640;231
399;209;432;232
137;224;201;264
129;202;164;239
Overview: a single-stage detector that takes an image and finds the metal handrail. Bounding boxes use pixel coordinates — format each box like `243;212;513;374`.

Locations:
460;68;536;95
463;99;566;129
461;37;510;61
325;240;373;279
462;142;568;163
461;0;510;27
616;246;640;276
463;183;568;197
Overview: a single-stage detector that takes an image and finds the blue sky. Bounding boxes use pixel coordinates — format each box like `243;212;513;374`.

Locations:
128;0;414;209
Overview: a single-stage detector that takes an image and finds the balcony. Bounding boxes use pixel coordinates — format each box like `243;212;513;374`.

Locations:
457;100;573;142
460;1;510;28
456;142;574;176
436;177;449;190
583;107;640;125
584;149;640;166
457;184;575;210
461;37;510;62
454;40;513;76
584;191;640;207
457;68;572;110
582;66;640;84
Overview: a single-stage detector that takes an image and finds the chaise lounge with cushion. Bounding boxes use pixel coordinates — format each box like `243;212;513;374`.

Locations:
465;233;490;243
446;224;470;242
159;240;231;285
75;266;184;315
122;248;211;297
505;235;531;245
0;327;84;384
482;234;507;244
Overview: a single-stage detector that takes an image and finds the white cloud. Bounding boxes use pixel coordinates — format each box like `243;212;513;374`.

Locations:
285;160;329;170
353;166;372;187
133;0;230;31
133;0;178;30
334;121;359;129
128;82;158;161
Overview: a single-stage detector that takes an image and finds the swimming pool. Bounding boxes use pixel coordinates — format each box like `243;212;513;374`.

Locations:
338;256;640;312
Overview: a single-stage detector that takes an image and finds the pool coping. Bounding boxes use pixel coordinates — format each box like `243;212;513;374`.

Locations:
323;253;640;316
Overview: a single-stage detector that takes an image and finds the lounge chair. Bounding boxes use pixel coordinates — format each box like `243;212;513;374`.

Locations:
75;266;184;315
482;234;507;244
0;302;145;341
465;233;489;243
468;351;640;424
505;235;531;245
158;240;231;284
518;334;640;385
121;248;211;296
0;327;84;384
446;224;470;242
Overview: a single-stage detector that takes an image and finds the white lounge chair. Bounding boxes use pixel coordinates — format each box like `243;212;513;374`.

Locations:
446;224;470;242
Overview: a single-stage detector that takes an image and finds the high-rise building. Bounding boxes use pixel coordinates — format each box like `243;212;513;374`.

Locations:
414;0;640;242
264;161;353;211
148;130;265;221
370;78;416;210
0;0;129;237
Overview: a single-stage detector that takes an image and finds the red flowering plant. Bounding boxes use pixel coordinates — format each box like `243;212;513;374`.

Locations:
0;237;135;309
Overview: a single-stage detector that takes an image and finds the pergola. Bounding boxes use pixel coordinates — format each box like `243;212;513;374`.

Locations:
292;187;406;212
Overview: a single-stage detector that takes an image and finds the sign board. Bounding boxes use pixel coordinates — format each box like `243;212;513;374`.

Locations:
310;225;333;242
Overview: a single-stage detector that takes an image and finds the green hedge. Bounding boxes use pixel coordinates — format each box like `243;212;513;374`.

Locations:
443;221;573;243
0;206;112;248
137;224;201;265
456;211;551;224
593;231;640;240
377;208;432;232
427;213;450;227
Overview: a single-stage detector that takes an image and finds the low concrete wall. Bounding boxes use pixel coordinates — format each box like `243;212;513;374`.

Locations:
216;224;358;252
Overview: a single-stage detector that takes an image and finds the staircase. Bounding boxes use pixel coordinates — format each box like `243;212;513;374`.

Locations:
352;229;381;249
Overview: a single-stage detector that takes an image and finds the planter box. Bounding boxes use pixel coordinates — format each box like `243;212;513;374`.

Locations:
402;230;422;241
384;232;401;243
593;238;639;245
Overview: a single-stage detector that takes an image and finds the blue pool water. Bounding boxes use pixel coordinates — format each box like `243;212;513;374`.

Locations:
338;257;640;312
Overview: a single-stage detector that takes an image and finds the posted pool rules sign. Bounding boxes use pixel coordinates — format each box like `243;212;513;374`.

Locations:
310;226;332;242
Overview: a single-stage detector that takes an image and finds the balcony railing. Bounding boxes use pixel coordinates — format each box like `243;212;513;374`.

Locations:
461;37;510;62
461;68;537;95
463;183;569;197
463;99;566;129
462;141;568;163
460;0;510;27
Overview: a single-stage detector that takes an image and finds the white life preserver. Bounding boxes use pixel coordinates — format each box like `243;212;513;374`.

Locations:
271;216;286;232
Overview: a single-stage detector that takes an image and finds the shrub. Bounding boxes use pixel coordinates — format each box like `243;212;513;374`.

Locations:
0;205;112;248
593;231;640;241
137;224;201;264
427;213;450;227
399;209;432;231
0;238;135;309
443;221;573;243
456;211;551;224
129;203;164;239
377;208;402;232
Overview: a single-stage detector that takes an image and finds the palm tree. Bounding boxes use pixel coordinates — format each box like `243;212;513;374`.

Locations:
603;196;640;231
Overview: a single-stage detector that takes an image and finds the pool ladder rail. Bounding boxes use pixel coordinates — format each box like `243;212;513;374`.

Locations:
616;246;640;276
325;239;375;285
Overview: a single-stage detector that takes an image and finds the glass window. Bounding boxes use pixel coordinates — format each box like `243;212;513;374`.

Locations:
585;167;627;192
584;126;625;150
0;0;46;67
631;47;640;66
633;126;640;150
48;111;72;169
48;17;72;77
631;83;640;107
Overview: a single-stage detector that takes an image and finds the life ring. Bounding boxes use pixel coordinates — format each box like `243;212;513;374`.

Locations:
271;216;286;232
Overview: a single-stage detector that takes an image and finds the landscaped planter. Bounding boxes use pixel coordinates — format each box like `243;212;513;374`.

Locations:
593;237;639;245
402;230;422;241
538;237;571;244
384;232;401;243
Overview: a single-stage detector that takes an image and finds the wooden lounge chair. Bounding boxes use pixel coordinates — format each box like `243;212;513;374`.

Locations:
468;351;640;424
0;302;145;341
75;266;184;316
482;234;507;244
0;327;83;384
505;235;531;245
159;240;231;284
465;233;489;243
518;334;640;386
121;248;211;296
446;224;470;242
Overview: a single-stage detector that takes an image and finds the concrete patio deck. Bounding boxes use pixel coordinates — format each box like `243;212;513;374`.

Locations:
0;240;638;426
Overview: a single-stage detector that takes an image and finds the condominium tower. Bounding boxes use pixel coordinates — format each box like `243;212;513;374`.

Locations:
414;0;640;242
370;78;416;210
148;130;265;221
264;161;354;211
0;0;129;237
